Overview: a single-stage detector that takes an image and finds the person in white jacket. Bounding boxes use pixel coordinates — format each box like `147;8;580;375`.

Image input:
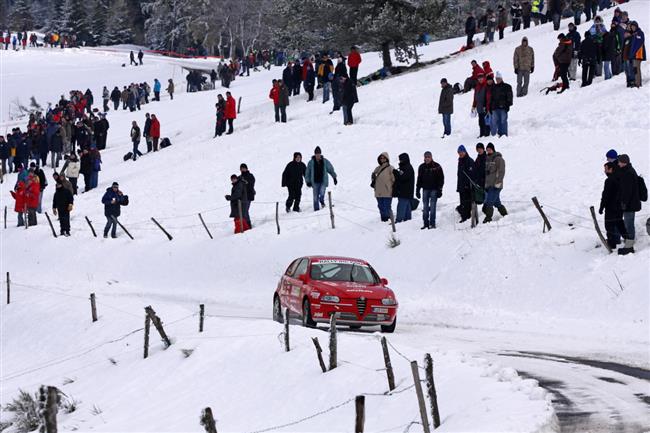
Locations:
63;153;80;195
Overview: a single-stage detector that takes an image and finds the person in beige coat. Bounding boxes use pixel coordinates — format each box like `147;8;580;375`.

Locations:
166;79;175;100
372;152;395;222
513;36;535;97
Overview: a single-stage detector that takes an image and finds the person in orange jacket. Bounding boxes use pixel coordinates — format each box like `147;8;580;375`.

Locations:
10;181;26;227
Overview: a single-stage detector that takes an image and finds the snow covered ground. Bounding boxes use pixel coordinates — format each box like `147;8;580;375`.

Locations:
1;1;649;432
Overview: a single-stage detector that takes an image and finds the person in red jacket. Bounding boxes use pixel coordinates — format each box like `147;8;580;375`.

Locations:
347;46;362;85
150;114;161;151
482;61;494;79
10;181;26;227
269;79;280;120
225;92;237;134
24;173;40;226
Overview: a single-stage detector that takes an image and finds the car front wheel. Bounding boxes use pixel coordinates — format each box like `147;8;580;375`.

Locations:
273;295;283;323
381;317;396;333
302;299;316;328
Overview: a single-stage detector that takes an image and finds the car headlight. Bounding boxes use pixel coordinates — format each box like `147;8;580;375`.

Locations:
321;295;340;303
381;298;397;306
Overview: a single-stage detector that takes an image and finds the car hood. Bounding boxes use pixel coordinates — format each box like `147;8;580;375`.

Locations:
310;280;391;299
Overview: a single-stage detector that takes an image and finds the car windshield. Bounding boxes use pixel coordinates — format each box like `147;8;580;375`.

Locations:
310;261;378;284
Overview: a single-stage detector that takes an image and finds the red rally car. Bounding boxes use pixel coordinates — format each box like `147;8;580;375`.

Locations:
273;256;398;332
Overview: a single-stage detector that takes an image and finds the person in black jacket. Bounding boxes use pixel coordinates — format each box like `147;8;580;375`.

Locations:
225;174;249;233
602;25;619;79
474;143;487;191
282;62;294;95
331;55;348;113
94;114;109;150
393;153;414;223
110;86;121;110
415;151;444;229
292;61;302;96
579;31;597;86
101;182;126;238
567;23;582;81
466;12;477;49
282;152;306;212
239;163;255;227
341;76;359;125
143;113;152;152
52;181;74;236
617;154;641;255
599;162;627;249
490;72;513;137
456;145;475;223
438;78;454;137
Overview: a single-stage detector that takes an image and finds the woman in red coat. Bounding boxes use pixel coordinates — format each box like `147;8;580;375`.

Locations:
347;46;362;85
150;114;161;151
24;174;40;226
225;92;237;135
10;181;26;227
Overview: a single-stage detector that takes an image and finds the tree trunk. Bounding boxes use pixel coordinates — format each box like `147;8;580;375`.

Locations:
381;42;392;69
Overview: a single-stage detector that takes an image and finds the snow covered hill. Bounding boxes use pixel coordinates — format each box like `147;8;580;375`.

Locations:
1;2;649;432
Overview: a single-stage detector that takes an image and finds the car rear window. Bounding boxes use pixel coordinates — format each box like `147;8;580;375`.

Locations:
310;261;378;284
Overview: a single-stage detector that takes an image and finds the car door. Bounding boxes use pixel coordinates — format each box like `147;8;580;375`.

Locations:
280;259;300;309
289;258;309;314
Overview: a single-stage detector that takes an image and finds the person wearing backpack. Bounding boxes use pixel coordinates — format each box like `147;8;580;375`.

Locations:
617;154;642;255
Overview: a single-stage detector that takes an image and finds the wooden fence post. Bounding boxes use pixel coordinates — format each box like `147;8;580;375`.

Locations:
411;361;431;433
531;197;552;232
237;96;242;114
328;313;337;370
328;191;335;229
151;217;173;241
312;337;327;373
200;407;218;433
283;308;290;352
39;385;59;433
3;205;6;229
198;213;213;239
275;202;280;235
424;353;441;429
145;305;171;348
44;212;58;238
84;216;97;237
199;304;205;332
589;206;612;253
6;272;9;305
355;395;365;433
380;337;396;391
143;315;151;359
113;216;134;239
90;293;98;322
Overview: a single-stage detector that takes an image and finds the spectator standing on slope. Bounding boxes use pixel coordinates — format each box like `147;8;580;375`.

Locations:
239;163;256;228
138;49;144;65
64;153;80;195
143;113;152;152
130;121;143;161
101;182;127;238
497;5;508;40
482;143;507;223
490;72;513;137
567;23;582;81
472;73;491;138
305;146;337;211
522;1;532;28
10;181;26;227
465;12;477;49
456;145;475;223
52;180;74;236
341;76;358;125
393;153;415;223
416;151;444;229
282;62;294;96
599;161;627;250
511;2;523;32
102;86;110;111
553;33;573;91
215;95;226;137
225;92;237;134
348;46;362;85
474;143;487;198
629;21;645;88
226;174;250;234
153;79;161;101
617;154;642;255
110;86;121;110
513;36;535;97
130;50;136;66
579;31;598;87
166;79;175;100
282;152;307;213
438;78;454;138
150;114;160;151
371;152;395;222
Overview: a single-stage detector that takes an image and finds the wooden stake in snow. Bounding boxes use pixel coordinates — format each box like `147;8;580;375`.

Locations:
90;293;98;322
329;313;337;370
200;407;218;433
411;361;431;433
312;337;327;373
143;315;151;359
380;337;396;391
113;216;134;239
355;395;365;433
284;308;290;352
3;205;6;229
151;217;173;241
424;353;441;428
199;304;205;332
6;272;10;305
39;385;59;433
198;213;213;239
328;191;335;229
85;216;97;237
531;196;552;232
44;212;58;238
275;202;280;235
145;305;171;348
589;206;612;253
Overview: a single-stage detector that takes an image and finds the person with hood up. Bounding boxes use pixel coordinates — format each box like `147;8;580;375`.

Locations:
599;161;627;250
456;145;475;223
482;143;507;223
282;152;307;213
553;33;573;91
371;152;395;222
438;78;454;137
482;61;494;79
393;153;415;223
305;146;337;211
101;182;127;238
225;174;250;234
416;151;444;229
513;36;535;96
472;73;492;137
52;180;74;236
629;21;645;88
110;86;121;110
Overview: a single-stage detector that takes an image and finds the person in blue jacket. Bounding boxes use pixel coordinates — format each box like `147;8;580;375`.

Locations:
153;79;162;101
101;182;127;238
629;21;645;88
305;146;337;211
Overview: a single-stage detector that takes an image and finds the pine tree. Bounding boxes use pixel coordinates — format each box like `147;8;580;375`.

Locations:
10;0;34;31
104;0;134;44
88;0;108;45
142;0;191;51
60;0;91;41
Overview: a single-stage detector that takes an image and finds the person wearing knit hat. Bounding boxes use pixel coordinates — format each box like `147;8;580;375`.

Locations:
474;143;487;195
456;146;475;223
482;143;507;223
472;72;491;138
438;77;454;138
372;152;395;222
101;182;126;238
616;154;641;255
282;152;307;213
305;147;337;211
606;149;618;163
416;151;444;229
239;163;256;227
490;72;513;137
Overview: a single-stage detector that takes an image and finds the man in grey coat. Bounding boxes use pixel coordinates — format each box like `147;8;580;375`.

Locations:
483;143;507;223
513;36;535;97
437;78;454;138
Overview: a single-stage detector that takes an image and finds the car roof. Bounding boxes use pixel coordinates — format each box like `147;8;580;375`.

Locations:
306;256;370;265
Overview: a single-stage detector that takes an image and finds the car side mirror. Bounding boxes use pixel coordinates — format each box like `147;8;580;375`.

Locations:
381;278;389;285
298;274;309;284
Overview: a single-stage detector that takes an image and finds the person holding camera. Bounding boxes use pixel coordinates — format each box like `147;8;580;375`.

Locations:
101;182;128;238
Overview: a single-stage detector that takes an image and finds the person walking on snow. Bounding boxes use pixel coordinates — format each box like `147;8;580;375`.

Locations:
101;182;127;238
513;36;535;96
371;152;395;222
138;49;144;65
130;121;143;161
282;152;307;213
52;180;74;236
416;151;444;229
482;143;507;223
438;78;454;137
305;146;337;211
130;51;137;66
